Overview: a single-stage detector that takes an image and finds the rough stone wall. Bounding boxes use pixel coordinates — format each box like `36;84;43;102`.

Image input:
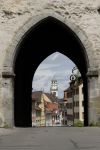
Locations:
0;0;100;68
0;0;100;127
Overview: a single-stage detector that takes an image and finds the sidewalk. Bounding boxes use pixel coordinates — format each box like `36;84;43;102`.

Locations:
0;128;16;136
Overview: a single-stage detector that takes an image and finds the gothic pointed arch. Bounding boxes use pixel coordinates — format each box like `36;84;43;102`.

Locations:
12;16;89;127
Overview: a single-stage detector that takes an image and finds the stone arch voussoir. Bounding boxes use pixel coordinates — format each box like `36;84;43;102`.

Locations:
3;13;96;74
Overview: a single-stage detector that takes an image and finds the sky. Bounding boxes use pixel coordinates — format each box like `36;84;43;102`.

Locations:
32;52;75;98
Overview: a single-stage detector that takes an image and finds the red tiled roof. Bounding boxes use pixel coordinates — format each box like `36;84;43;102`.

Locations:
45;102;58;112
44;93;58;102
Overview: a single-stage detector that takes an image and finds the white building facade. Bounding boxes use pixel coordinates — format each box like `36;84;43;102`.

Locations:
67;83;84;126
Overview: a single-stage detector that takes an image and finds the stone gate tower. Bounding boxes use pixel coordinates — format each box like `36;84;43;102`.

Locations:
0;0;100;127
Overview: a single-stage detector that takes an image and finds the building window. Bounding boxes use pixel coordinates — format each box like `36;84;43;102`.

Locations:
53;92;56;96
74;101;75;106
70;103;73;109
67;103;73;109
75;88;79;95
65;112;67;116
67;92;73;98
67;115;73;121
76;101;79;107
75;112;79;119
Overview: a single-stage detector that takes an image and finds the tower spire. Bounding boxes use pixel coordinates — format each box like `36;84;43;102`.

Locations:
50;78;58;97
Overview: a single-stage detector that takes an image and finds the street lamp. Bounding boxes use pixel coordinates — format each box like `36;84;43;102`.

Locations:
70;68;77;126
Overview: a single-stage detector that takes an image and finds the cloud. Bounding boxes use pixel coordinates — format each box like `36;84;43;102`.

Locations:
51;52;60;60
38;63;60;71
32;52;75;98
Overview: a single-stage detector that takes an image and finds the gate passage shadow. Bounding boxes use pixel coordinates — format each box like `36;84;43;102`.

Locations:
14;16;89;127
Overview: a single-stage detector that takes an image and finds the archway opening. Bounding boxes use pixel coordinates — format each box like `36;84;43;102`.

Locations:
32;52;84;127
14;16;89;127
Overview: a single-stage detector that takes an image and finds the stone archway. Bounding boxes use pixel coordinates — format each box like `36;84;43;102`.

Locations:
2;14;97;127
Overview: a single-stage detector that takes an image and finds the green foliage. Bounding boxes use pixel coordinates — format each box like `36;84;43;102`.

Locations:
89;121;96;127
96;122;100;126
74;121;84;127
3;122;11;128
89;121;100;127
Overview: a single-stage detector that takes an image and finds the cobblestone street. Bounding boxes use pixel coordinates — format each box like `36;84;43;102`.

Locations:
0;127;100;150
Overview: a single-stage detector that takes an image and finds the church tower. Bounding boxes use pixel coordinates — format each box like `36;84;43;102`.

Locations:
50;79;58;97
